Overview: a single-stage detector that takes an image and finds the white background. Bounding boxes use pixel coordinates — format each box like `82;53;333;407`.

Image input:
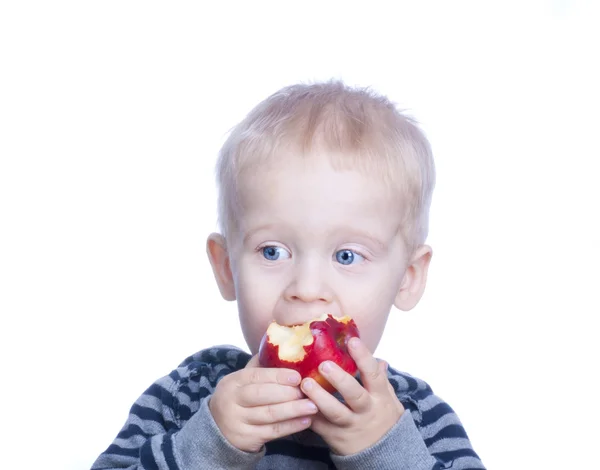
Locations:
1;1;599;469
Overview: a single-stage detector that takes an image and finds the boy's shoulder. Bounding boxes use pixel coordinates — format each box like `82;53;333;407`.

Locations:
155;344;250;388
176;344;252;372
386;365;446;429
144;345;250;426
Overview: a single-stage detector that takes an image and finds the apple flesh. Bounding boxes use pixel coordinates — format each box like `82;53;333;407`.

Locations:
258;313;360;393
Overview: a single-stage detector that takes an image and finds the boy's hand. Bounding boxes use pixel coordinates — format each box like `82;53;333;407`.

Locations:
300;337;404;456
209;355;318;453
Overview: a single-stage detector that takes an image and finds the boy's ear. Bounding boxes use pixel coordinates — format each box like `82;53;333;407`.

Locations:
206;233;236;301
394;245;433;311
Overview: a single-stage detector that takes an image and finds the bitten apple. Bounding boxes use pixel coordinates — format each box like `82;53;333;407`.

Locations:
258;313;360;393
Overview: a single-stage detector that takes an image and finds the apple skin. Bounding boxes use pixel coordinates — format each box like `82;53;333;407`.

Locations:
258;314;360;393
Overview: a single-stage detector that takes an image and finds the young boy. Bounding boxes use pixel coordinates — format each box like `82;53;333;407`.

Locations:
92;81;485;469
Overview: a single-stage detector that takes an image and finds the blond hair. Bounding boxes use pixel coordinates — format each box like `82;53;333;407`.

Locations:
215;80;436;252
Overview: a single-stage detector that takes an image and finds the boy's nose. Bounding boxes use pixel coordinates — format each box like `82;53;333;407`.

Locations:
285;261;332;300
280;260;334;321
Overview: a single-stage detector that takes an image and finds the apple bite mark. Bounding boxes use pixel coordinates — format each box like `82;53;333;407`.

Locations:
265;321;314;362
258;313;360;393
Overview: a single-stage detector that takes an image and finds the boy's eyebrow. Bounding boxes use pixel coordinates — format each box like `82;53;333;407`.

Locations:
242;225;389;249
242;224;276;244
336;229;388;250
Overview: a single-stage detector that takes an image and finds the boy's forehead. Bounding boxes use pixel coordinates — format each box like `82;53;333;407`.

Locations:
234;157;403;234
239;156;388;200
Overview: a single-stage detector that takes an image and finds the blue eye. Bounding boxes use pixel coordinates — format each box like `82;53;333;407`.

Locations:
335;249;364;265
262;246;290;261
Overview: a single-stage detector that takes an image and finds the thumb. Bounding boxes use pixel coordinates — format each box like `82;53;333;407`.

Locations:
245;354;261;369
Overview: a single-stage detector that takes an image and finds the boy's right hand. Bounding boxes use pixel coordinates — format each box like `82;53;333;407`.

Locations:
208;355;318;453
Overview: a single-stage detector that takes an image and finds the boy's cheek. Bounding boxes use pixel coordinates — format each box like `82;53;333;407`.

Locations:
236;278;282;352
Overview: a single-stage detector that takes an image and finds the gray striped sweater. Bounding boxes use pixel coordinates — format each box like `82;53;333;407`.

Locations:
92;346;485;469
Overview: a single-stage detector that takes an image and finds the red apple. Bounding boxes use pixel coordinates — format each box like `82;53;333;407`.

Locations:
258;313;360;393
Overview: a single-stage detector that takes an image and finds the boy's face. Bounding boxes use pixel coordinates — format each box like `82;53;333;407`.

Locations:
208;156;432;355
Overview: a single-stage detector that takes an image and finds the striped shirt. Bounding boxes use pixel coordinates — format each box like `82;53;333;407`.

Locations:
92;346;485;469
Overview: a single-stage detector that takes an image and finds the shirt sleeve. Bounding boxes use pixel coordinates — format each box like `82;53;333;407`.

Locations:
173;398;265;469
91;364;263;469
330;370;486;470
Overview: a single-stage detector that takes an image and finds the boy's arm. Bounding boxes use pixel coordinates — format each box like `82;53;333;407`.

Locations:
91;363;264;469
330;396;484;470
300;338;485;470
93;398;264;470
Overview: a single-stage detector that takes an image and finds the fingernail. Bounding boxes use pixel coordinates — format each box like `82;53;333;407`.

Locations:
301;417;311;425
320;361;332;374
307;401;317;412
288;374;300;385
303;379;313;391
349;337;360;350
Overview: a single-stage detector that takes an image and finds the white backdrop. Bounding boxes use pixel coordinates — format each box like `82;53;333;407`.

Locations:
1;2;599;469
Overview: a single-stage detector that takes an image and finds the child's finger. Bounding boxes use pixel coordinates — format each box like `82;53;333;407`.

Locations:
238;383;304;407
240;364;302;387
244;354;261;369
246;398;318;425
257;416;314;443
316;359;371;413
301;377;353;426
348;337;389;394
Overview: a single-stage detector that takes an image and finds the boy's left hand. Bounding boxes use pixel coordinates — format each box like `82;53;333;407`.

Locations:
300;337;404;456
